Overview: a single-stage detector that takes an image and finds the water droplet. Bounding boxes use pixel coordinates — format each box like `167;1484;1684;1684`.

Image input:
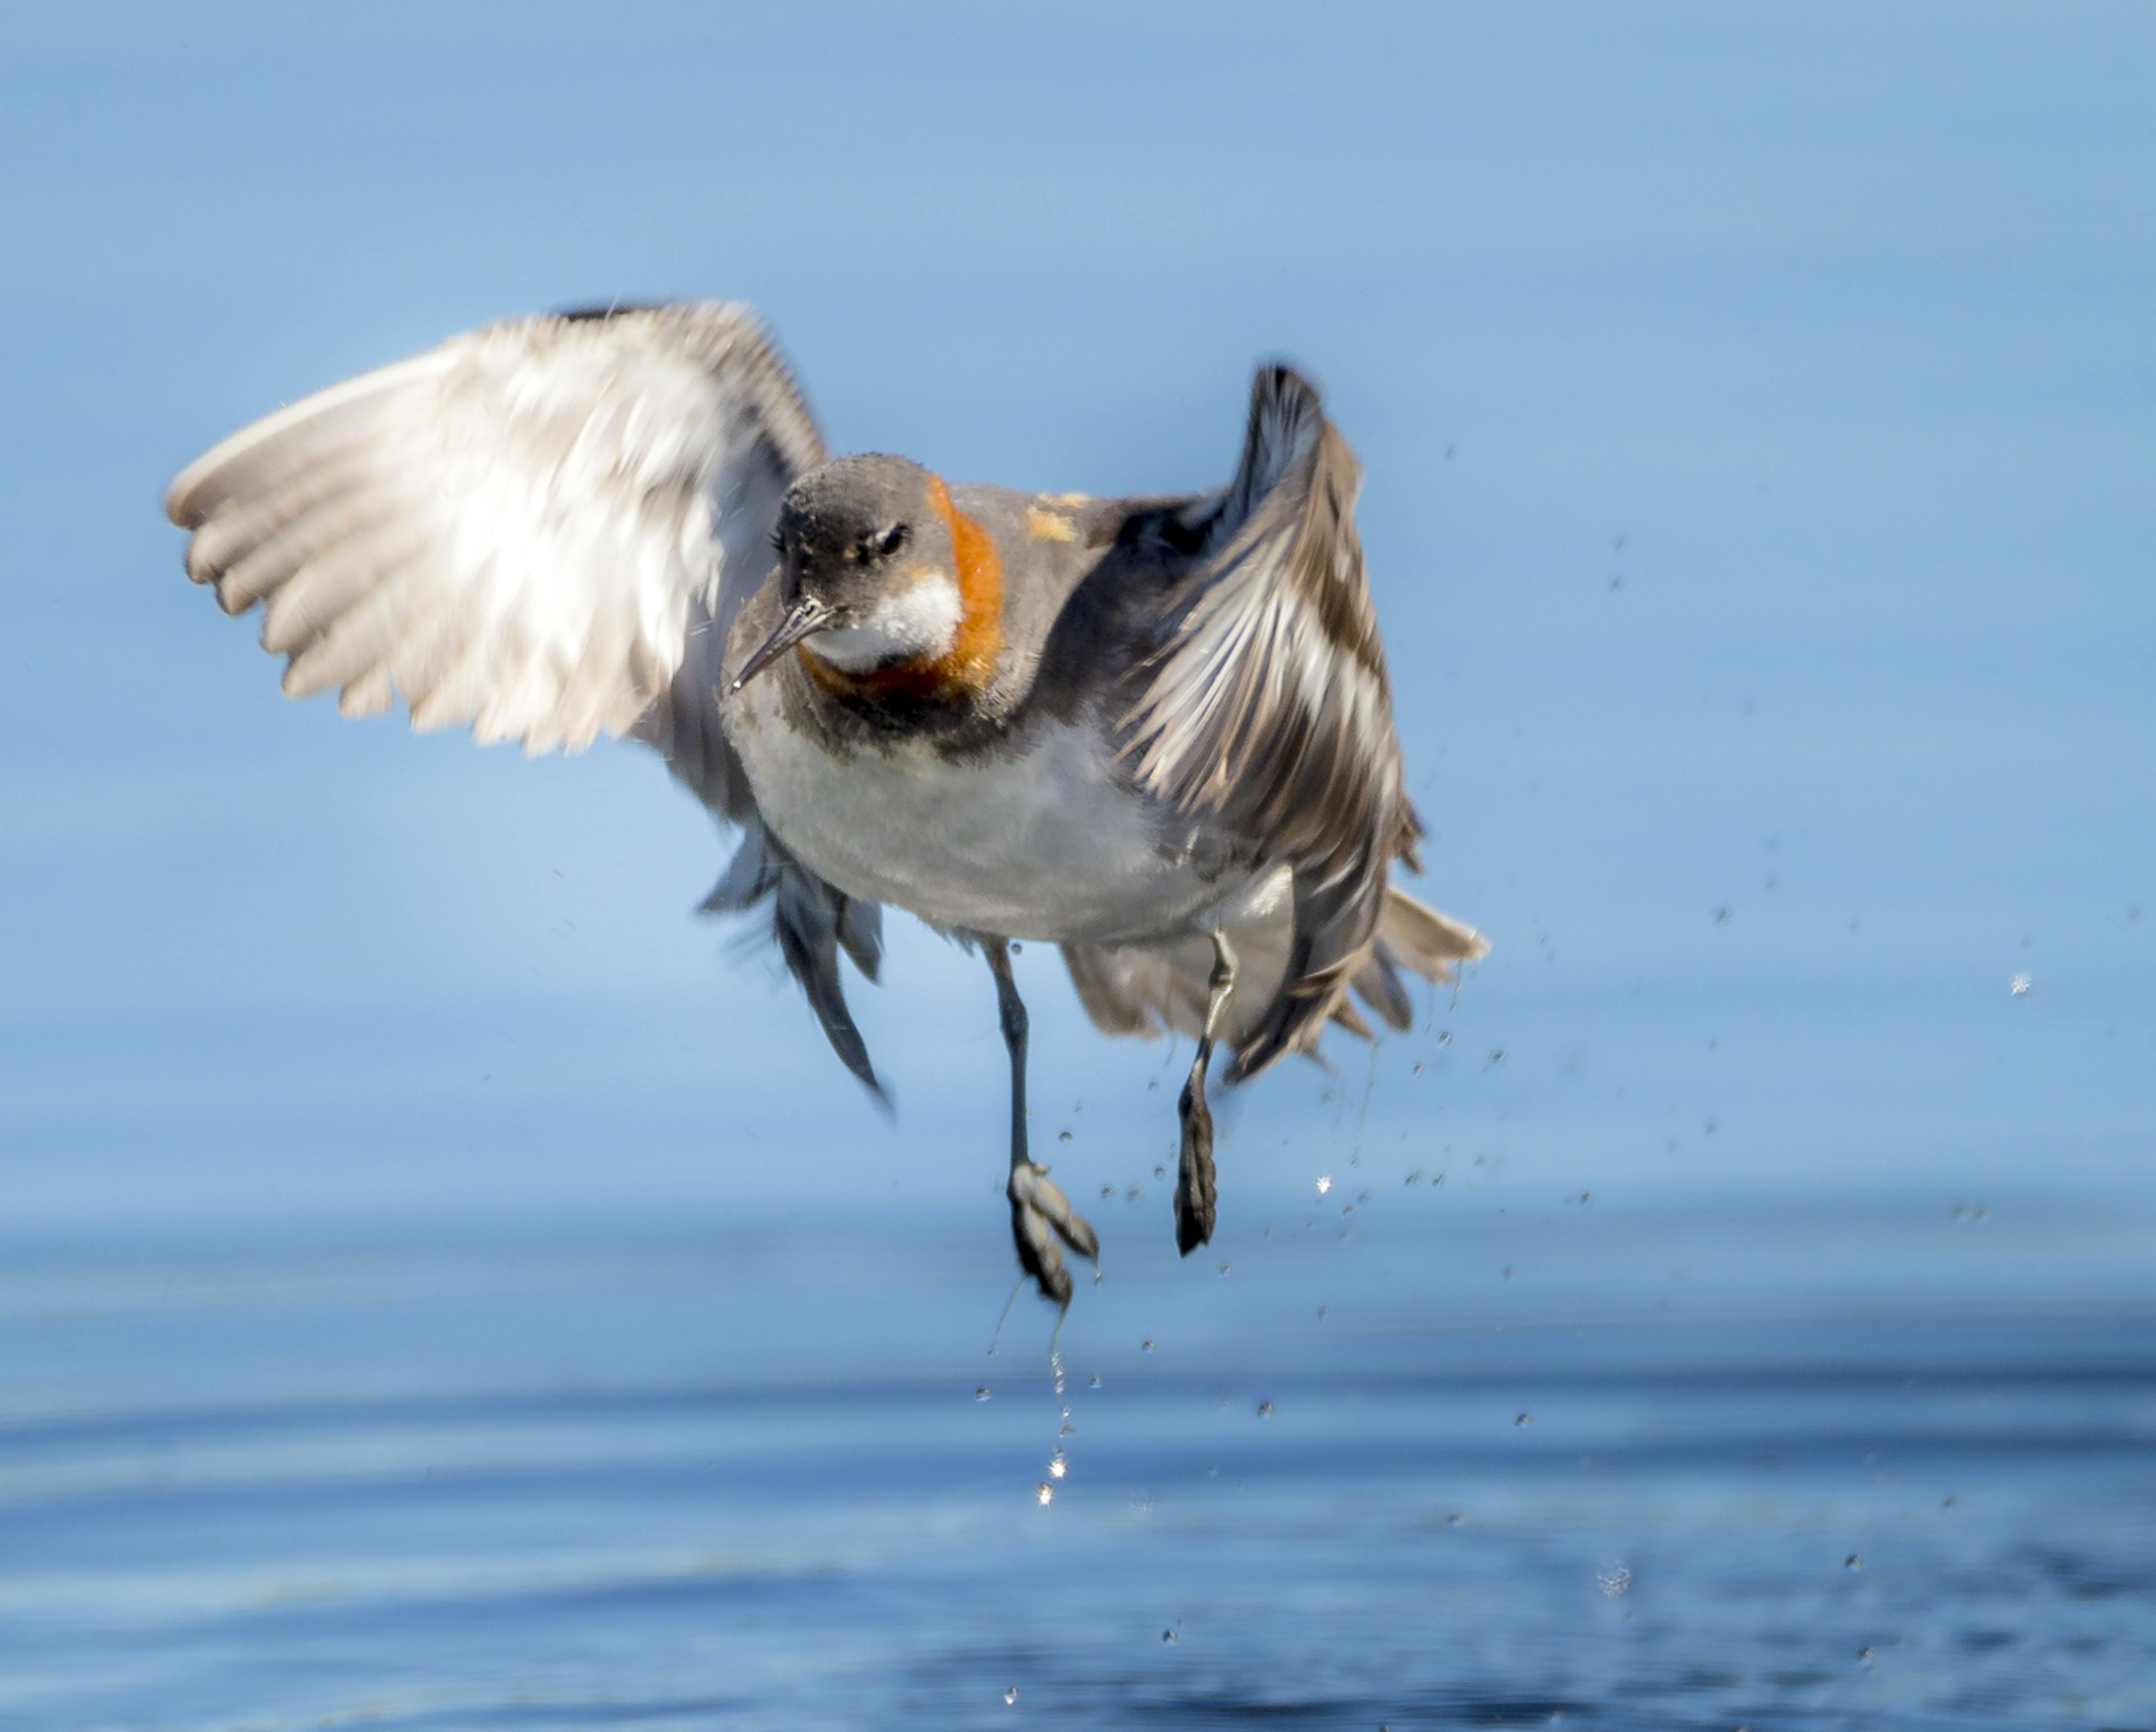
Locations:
1216;1262;1232;1277
2009;972;2032;997
1596;1561;1632;1597
1446;1511;1464;1526
1855;1646;1875;1667
1048;1455;1067;1479
1099;1184;1114;1199
1405;1169;1422;1184
1844;1553;1864;1571
1153;1164;1166;1179
1161;1627;1179;1644
1059;1130;1074;1143
1437;1030;1452;1047
1315;1174;1333;1195
1255;1400;1275;1417
1316;1305;1330;1321
1502;1265;1515;1279
1088;1374;1102;1388
1488;1049;1506;1064
974;1385;992;1402
1942;1496;1957;1509
1714;905;1732;924
1035;1482;1053;1506
1578;1190;1594;1204
1004;1685;1020;1704
1140;1338;1156;1353
1515;1412;1532;1427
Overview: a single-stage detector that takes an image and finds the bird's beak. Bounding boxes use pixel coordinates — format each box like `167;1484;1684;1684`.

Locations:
729;596;832;694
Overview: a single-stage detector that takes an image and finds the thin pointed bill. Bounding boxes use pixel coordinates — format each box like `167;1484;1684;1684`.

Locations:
729;596;830;694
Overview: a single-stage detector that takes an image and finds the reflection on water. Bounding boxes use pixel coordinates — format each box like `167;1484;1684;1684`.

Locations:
2;1200;2152;1730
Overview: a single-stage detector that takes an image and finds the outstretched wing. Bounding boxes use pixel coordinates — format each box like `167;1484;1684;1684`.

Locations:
1117;365;1423;1079
166;301;888;1093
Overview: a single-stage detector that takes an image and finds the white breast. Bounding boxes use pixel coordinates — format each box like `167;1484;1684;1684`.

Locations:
724;681;1237;944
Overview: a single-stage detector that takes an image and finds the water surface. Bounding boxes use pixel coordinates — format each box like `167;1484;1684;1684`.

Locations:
7;1200;2151;1730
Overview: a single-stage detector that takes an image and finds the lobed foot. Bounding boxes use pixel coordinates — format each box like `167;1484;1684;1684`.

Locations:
1173;1078;1217;1255
1008;1161;1100;1306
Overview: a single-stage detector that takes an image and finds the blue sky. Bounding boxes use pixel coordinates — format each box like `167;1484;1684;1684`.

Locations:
2;1;2150;1234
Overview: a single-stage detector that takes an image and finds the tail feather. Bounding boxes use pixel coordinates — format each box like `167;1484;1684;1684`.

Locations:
1062;882;1486;1072
1374;887;1488;981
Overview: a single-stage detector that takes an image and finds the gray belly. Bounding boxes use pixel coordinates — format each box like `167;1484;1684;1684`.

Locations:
724;691;1240;944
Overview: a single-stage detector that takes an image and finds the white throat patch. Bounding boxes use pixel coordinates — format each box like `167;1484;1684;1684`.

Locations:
807;572;963;672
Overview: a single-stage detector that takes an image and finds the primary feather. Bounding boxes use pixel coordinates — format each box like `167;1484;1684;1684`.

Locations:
1116;366;1455;1077
166;302;887;1092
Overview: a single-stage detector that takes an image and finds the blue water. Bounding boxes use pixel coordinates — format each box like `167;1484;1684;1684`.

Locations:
6;1200;2152;1729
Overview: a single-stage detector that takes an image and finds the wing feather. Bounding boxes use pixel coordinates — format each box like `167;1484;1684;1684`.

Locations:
1118;366;1441;1077
168;301;888;1093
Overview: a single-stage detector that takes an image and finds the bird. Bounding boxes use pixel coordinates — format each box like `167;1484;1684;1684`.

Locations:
165;300;1487;1313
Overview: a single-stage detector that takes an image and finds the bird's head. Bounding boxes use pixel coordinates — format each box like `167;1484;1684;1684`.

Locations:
733;454;1002;695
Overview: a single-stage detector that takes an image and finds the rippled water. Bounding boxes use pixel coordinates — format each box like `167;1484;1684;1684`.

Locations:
6;1200;2151;1730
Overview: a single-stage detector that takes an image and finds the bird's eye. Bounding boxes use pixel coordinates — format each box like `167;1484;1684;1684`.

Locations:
866;523;909;559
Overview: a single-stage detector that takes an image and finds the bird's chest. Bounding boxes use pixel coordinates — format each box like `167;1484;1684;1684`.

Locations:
725;685;1221;943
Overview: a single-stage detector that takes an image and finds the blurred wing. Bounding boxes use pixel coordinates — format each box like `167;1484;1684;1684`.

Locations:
168;302;889;1095
167;300;822;755
1118;366;1419;1078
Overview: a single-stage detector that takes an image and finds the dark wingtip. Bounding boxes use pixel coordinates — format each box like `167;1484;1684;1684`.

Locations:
819;1014;892;1114
1251;358;1322;404
1225;362;1328;528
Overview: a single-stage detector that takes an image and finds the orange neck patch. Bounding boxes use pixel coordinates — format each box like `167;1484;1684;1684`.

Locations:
801;471;1005;705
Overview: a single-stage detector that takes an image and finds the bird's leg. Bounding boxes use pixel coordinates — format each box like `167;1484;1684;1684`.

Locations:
987;936;1099;1308
988;934;1031;1172
1174;928;1238;1255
